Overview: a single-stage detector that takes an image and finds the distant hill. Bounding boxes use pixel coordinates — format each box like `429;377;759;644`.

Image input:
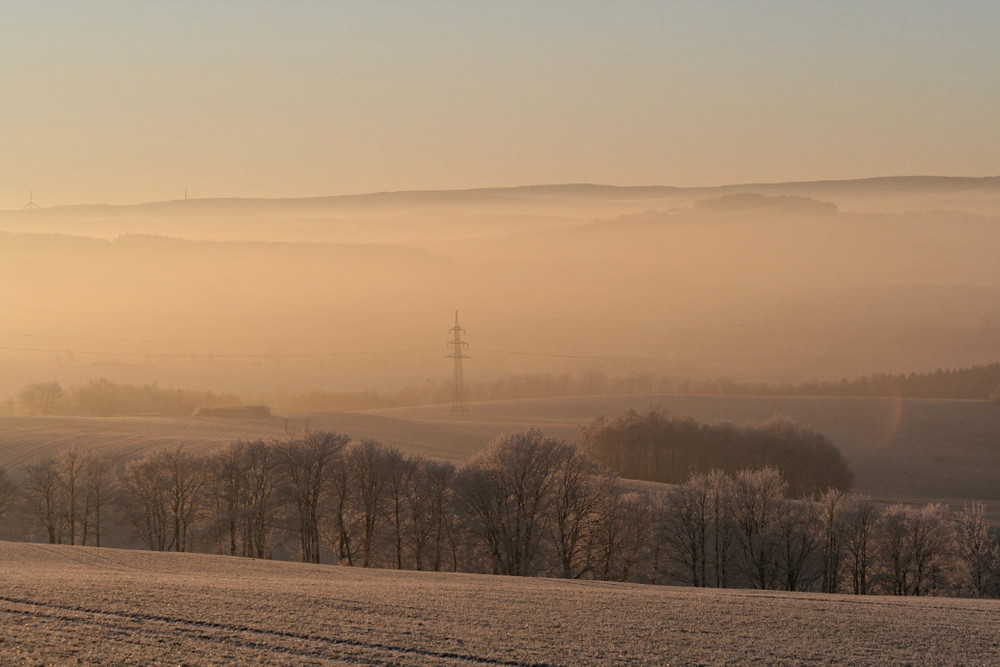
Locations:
3;175;999;216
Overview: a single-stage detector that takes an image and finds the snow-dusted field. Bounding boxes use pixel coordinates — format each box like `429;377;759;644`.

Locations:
0;541;997;665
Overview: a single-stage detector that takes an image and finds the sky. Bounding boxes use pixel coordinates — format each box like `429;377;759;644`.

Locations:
2;1;999;208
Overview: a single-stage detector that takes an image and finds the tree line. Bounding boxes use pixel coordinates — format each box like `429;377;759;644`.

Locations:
272;362;1000;413
13;362;998;418
0;429;995;598
11;379;243;417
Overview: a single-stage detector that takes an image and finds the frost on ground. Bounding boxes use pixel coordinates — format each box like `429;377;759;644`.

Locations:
0;541;997;665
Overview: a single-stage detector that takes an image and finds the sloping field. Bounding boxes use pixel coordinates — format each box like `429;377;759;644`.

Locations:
2;393;999;509
0;540;997;665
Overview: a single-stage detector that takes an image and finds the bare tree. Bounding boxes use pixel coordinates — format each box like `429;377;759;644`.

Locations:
242;440;279;558
842;494;880;594
119;454;171;550
58;448;85;545
384;451;418;570
328;450;359;566
81;453;115;547
162;448;207;552
276;431;348;563
955;502;999;598
706;469;736;588
454;429;574;576
421;458;457;572
0;466;17;528
878;504;953;596
774;498;822;591
817;488;849;593
658;473;713;586
209;440;279;559
210;442;248;556
591;490;652;582
548;448;612;579
22;456;65;543
348;440;397;568
731;467;786;589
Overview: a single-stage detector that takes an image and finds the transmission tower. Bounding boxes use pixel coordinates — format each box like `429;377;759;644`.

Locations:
447;310;469;415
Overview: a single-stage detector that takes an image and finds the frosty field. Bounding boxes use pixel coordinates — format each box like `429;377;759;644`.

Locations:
0;540;997;665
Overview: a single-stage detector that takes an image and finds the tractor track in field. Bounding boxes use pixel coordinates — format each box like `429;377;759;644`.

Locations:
0;595;549;666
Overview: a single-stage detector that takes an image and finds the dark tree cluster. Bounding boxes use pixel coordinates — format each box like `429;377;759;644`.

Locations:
0;431;995;598
580;409;853;496
767;363;1000;400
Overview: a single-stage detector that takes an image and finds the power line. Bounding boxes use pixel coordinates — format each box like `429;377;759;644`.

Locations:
0;330;441;346
0;306;451;321
474;341;1000;364
0;345;429;360
464;309;930;330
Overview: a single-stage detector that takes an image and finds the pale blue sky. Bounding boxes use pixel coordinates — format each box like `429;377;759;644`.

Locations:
2;1;998;207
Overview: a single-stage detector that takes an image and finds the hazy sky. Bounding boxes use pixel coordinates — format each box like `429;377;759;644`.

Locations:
2;1;999;208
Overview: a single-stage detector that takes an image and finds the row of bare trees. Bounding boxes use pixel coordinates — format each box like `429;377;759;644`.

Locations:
653;469;998;597
1;430;997;597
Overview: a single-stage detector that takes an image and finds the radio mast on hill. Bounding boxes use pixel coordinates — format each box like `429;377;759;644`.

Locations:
447;311;469;415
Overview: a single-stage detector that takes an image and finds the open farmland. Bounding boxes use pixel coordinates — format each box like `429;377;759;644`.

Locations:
1;393;999;513
0;540;997;665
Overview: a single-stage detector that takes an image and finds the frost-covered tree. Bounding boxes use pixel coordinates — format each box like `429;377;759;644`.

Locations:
955;503;999;598
454;429;576;576
348;439;398;568
730;467;787;589
547;446;612;579
591;490;651;582
842;495;880;594
208;440;278;558
817;489;849;594
657;474;714;586
276;431;348;564
877;504;954;596
774;497;822;591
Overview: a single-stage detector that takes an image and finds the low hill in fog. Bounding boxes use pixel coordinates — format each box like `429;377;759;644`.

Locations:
1;540;997;665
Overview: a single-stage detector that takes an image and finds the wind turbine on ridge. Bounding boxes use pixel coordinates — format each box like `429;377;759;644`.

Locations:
23;189;40;210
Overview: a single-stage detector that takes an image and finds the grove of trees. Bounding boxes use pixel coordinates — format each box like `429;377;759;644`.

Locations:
581;409;853;496
0;430;996;598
